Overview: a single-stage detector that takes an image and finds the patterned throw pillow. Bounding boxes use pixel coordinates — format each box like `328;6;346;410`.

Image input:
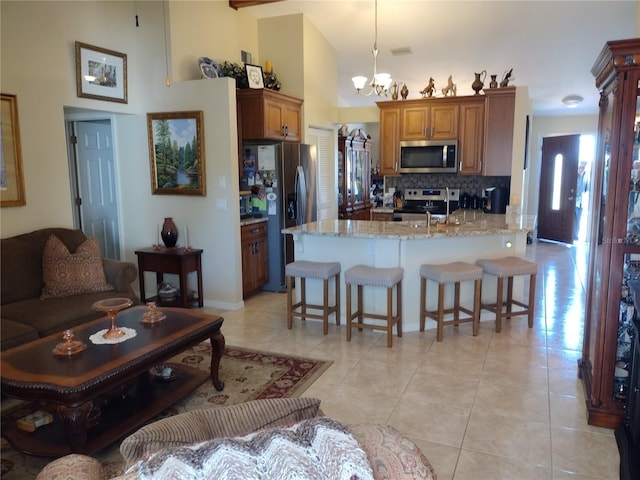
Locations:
40;234;113;299
130;417;374;480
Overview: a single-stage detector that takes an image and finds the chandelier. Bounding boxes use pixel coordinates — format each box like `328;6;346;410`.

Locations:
352;0;392;97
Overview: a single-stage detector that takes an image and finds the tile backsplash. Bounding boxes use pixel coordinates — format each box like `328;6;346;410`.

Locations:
383;174;510;199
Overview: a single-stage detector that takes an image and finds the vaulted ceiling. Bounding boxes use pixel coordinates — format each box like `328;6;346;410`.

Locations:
235;0;637;116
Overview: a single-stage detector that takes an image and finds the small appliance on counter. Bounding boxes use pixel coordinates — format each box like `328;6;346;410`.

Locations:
484;187;509;214
239;191;252;219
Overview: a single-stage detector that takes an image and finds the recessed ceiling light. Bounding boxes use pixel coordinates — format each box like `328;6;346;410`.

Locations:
562;95;584;107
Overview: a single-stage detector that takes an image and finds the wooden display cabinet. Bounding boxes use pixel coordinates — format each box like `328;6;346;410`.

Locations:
580;39;640;435
338;134;372;219
240;221;268;298
236;89;302;142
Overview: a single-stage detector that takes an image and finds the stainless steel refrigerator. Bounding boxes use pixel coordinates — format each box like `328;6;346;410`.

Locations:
240;141;317;292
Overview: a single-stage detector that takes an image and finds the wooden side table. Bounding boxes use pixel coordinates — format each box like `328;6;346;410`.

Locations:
135;247;204;308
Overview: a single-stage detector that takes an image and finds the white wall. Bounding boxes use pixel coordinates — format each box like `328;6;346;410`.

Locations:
1;1;253;309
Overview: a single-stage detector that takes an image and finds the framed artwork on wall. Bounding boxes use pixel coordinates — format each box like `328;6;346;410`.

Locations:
245;64;264;89
1;93;26;207
75;41;127;103
147;111;206;196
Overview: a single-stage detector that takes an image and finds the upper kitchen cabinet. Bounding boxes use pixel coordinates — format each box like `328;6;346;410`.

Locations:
400;100;459;140
236;89;303;142
458;97;485;175
378;104;401;175
483;87;516;176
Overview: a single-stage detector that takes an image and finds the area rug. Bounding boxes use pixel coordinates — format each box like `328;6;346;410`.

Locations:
0;344;332;479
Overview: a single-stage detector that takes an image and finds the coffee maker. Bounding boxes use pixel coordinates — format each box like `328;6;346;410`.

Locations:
484;187;509;214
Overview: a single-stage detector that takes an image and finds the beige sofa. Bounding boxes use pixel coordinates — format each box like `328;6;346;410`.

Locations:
1;227;140;351
37;397;437;480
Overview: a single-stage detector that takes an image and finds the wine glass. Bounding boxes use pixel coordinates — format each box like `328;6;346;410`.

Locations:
92;297;134;339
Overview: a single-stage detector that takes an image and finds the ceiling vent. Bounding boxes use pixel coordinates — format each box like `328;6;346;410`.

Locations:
391;47;413;56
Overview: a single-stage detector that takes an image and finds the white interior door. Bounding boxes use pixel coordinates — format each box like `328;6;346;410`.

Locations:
70;120;121;259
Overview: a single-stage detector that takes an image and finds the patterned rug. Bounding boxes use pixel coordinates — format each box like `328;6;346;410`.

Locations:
0;344;332;479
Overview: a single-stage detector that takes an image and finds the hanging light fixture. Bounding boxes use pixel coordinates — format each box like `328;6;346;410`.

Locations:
352;0;392;97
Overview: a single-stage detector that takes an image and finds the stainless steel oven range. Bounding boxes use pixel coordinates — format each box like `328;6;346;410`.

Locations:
393;188;460;222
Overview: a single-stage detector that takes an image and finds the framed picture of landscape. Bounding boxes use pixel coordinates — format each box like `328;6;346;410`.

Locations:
147;111;206;196
75;41;127;103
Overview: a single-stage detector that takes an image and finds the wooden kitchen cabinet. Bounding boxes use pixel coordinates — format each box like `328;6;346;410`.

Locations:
236;89;302;142
483;87;515;176
458;98;485;175
371;210;394;221
338;134;372;219
241;221;268;298
580;39;640;436
378;104;400;175
400;101;459;140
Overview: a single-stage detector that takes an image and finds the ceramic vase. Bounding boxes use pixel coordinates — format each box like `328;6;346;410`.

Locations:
489;74;498;88
161;217;178;248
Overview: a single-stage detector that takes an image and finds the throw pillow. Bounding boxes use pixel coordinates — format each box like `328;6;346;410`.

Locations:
130;417;374;480
120;397;323;465
40;234;113;299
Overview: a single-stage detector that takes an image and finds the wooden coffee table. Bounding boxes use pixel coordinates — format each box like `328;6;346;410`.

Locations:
0;306;224;457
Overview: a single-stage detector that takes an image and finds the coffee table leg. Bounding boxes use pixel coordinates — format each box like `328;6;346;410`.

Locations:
210;331;225;391
57;402;93;453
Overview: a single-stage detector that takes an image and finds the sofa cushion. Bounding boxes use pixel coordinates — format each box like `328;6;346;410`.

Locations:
35;454;108;480
0;291;140;339
347;424;437;480
1;228;89;305
41;235;113;299
0;318;39;351
129;417;374;480
120;397;322;465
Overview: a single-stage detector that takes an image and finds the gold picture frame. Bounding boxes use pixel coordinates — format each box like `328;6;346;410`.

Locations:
1;93;26;207
75;41;127;103
147;111;206;196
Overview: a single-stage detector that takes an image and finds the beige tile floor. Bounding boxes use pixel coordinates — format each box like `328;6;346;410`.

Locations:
209;240;620;480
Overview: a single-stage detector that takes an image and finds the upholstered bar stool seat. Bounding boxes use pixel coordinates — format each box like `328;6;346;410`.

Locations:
420;262;483;342
286;261;341;335
345;265;403;348
476;256;537;333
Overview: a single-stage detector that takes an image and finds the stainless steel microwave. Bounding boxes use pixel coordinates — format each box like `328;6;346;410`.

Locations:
399;139;458;174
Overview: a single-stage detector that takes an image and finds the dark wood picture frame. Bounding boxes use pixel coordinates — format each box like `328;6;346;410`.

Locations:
1;93;26;207
75;41;128;103
147;111;206;196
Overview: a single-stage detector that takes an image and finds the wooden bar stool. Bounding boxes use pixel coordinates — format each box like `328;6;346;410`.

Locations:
476;256;537;333
345;265;403;348
286;261;341;335
420;262;483;342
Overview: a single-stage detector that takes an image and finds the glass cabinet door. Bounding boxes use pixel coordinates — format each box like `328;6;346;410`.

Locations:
337;149;344;210
353;150;364;205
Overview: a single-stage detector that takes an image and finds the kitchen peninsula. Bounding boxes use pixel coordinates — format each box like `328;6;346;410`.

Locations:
283;212;532;333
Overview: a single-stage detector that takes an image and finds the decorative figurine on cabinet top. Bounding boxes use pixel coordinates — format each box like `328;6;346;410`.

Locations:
420;77;435;98
500;68;513;87
442;75;457;96
400;83;409;100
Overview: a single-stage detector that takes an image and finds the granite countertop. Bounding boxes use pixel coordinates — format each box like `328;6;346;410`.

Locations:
240;217;268;227
283;212;533;240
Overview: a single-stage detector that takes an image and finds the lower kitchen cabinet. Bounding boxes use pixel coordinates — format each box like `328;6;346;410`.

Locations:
371;211;394;221
241;221;268;298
